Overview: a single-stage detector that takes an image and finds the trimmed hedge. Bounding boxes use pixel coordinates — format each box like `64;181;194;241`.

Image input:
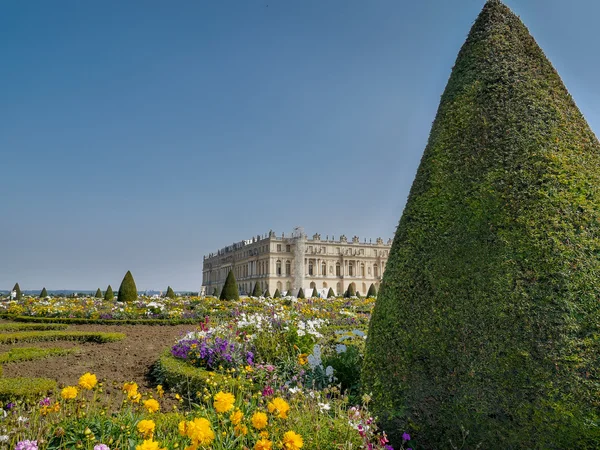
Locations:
220;271;239;301
363;1;600;449
3;315;197;326
0;377;57;402
0;346;78;363
153;353;251;404
104;285;114;301
366;284;377;298
117;270;138;302
0;322;68;332
0;331;125;344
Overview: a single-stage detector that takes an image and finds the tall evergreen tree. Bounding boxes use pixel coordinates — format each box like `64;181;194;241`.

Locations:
363;1;600;448
345;284;356;298
95;288;102;298
165;286;176;299
40;287;48;298
104;285;114;301
273;288;281;298
264;289;271;298
311;287;319;298
12;283;22;300
296;288;305;299
327;287;335;298
117;271;138;302
220;271;239;301
366;283;377;298
251;282;262;297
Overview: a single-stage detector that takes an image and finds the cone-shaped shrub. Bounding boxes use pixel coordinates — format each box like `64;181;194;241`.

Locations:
40;287;48;298
273;288;281;298
264;289;271;298
212;287;219;297
251;282;262;297
104;285;114;301
327;287;335;298
311;287;319;298
345;284;356;298
13;283;22;300
297;288;305;299
366;283;377;298
219;271;239;301
363;1;600;448
117;271;138;302
95;288;102;298
166;286;176;299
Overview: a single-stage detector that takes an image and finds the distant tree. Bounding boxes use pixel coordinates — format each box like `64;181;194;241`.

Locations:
95;288;103;298
327;287;335;298
40;287;48;298
252;282;262;297
356;291;361;298
212;287;219;297
345;284;356;298
273;289;281;298
104;285;114;301
311;287;319;298
264;289;271;298
13;283;22;300
166;286;176;299
367;283;377;298
297;288;305;299
220;271;239;301
117;271;138;302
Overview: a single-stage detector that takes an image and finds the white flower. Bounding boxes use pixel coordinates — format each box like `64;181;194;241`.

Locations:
335;344;347;354
318;402;331;412
0;435;8;442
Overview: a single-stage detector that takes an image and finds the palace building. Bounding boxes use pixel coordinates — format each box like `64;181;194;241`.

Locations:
201;227;392;297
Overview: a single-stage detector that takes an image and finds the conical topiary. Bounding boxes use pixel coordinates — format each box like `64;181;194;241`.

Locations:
166;286;176;299
212;287;219;297
264;289;271;298
220;271;239;301
363;1;600;448
40;287;48;298
104;285;114;301
327;287;335;298
311;287;319;298
297;288;305;299
13;283;22;300
366;283;377;298
345;284;356;298
117;271;138;302
95;288;102;298
252;282;262;297
273;288;281;298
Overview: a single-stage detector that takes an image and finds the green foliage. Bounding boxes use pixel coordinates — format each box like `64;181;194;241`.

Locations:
345;284;356;298
39;287;48;298
166;286;176;299
264;288;271;298
0;377;56;402
311;287;319;298
6;315;197;326
95;288;102;298
0;331;125;344
117;270;138;302
219;271;239;301
366;283;377;298
327;287;335;298
0;346;78;363
0;323;67;331
13;283;22;300
104;285;114;301
273;288;281;298
324;345;363;403
212;287;219;297
297;288;305;299
363;1;600;448
251;282;262;297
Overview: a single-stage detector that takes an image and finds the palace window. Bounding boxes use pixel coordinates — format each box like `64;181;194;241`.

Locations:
285;261;291;275
374;265;379;277
286;245;291;252
322;262;327;275
336;263;341;277
277;244;281;252
308;261;314;276
348;263;354;277
276;260;282;276
361;264;365;277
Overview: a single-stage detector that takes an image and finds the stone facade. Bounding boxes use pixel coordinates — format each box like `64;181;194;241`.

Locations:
202;228;392;297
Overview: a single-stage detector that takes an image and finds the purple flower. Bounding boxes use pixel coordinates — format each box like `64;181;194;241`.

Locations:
262;385;274;397
5;402;15;410
402;433;411;441
15;440;38;450
94;445;110;450
39;397;51;407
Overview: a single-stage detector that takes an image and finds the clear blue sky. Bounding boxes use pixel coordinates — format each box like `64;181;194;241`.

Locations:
2;0;599;291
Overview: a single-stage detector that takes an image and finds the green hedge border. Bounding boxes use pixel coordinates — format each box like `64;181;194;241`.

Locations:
0;331;125;344
0;346;79;363
0;322;68;332
1;315;198;326
0;377;57;402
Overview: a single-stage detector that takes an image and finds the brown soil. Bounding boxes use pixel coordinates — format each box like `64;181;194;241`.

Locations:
0;323;197;397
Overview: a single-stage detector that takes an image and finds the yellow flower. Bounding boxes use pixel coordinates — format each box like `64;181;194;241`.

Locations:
254;438;273;450
123;381;138;396
251;411;268;429
282;430;303;450
61;386;78;400
234;423;248;436
267;397;290;419
135;439;166;450
143;398;160;413
298;353;308;365
230;409;244;425
156;385;164;398
137;419;156;438
179;417;215;446
213;391;235;413
78;372;98;390
260;431;269;438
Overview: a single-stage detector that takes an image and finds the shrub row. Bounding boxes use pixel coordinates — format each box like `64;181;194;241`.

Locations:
0;347;78;364
0;331;125;344
0;322;68;332
2;315;198;326
0;377;57;402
